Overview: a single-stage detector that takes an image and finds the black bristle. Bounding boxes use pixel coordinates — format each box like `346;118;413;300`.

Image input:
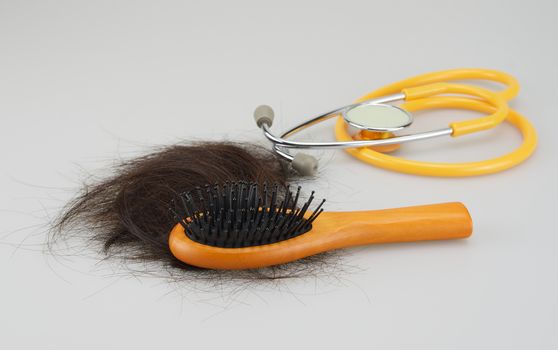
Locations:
170;182;325;248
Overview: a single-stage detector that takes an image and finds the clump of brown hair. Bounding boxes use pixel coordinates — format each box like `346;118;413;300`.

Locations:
52;142;295;271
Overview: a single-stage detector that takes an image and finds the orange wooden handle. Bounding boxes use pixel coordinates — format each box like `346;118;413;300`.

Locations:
312;202;473;249
168;202;473;270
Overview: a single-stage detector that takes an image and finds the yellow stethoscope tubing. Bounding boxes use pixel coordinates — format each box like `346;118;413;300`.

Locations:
356;68;519;102
335;69;537;176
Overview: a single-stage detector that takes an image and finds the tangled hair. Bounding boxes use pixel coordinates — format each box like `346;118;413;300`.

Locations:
53;142;299;272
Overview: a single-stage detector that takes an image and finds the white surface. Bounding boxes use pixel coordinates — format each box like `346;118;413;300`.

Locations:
1;1;557;349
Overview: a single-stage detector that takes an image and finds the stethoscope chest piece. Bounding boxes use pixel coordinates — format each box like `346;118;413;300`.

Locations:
343;103;413;132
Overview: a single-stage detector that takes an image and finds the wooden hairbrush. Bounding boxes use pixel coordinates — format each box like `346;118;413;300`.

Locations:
169;182;472;269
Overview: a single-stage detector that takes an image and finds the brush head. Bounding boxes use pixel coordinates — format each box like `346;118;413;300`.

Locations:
170;182;325;248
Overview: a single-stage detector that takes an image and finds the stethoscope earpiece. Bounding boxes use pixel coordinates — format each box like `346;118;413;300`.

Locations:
253;104;274;128
254;104;319;176
291;152;319;177
255;69;537;177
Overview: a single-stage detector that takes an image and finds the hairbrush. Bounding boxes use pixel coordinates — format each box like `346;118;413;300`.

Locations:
169;182;472;269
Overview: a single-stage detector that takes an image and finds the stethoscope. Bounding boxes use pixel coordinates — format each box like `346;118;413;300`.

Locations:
254;68;537;177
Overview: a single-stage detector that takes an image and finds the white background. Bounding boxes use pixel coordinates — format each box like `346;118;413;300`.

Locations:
1;1;557;349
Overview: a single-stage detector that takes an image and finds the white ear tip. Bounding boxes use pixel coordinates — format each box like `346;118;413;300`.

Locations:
291;153;318;176
254;105;274;127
